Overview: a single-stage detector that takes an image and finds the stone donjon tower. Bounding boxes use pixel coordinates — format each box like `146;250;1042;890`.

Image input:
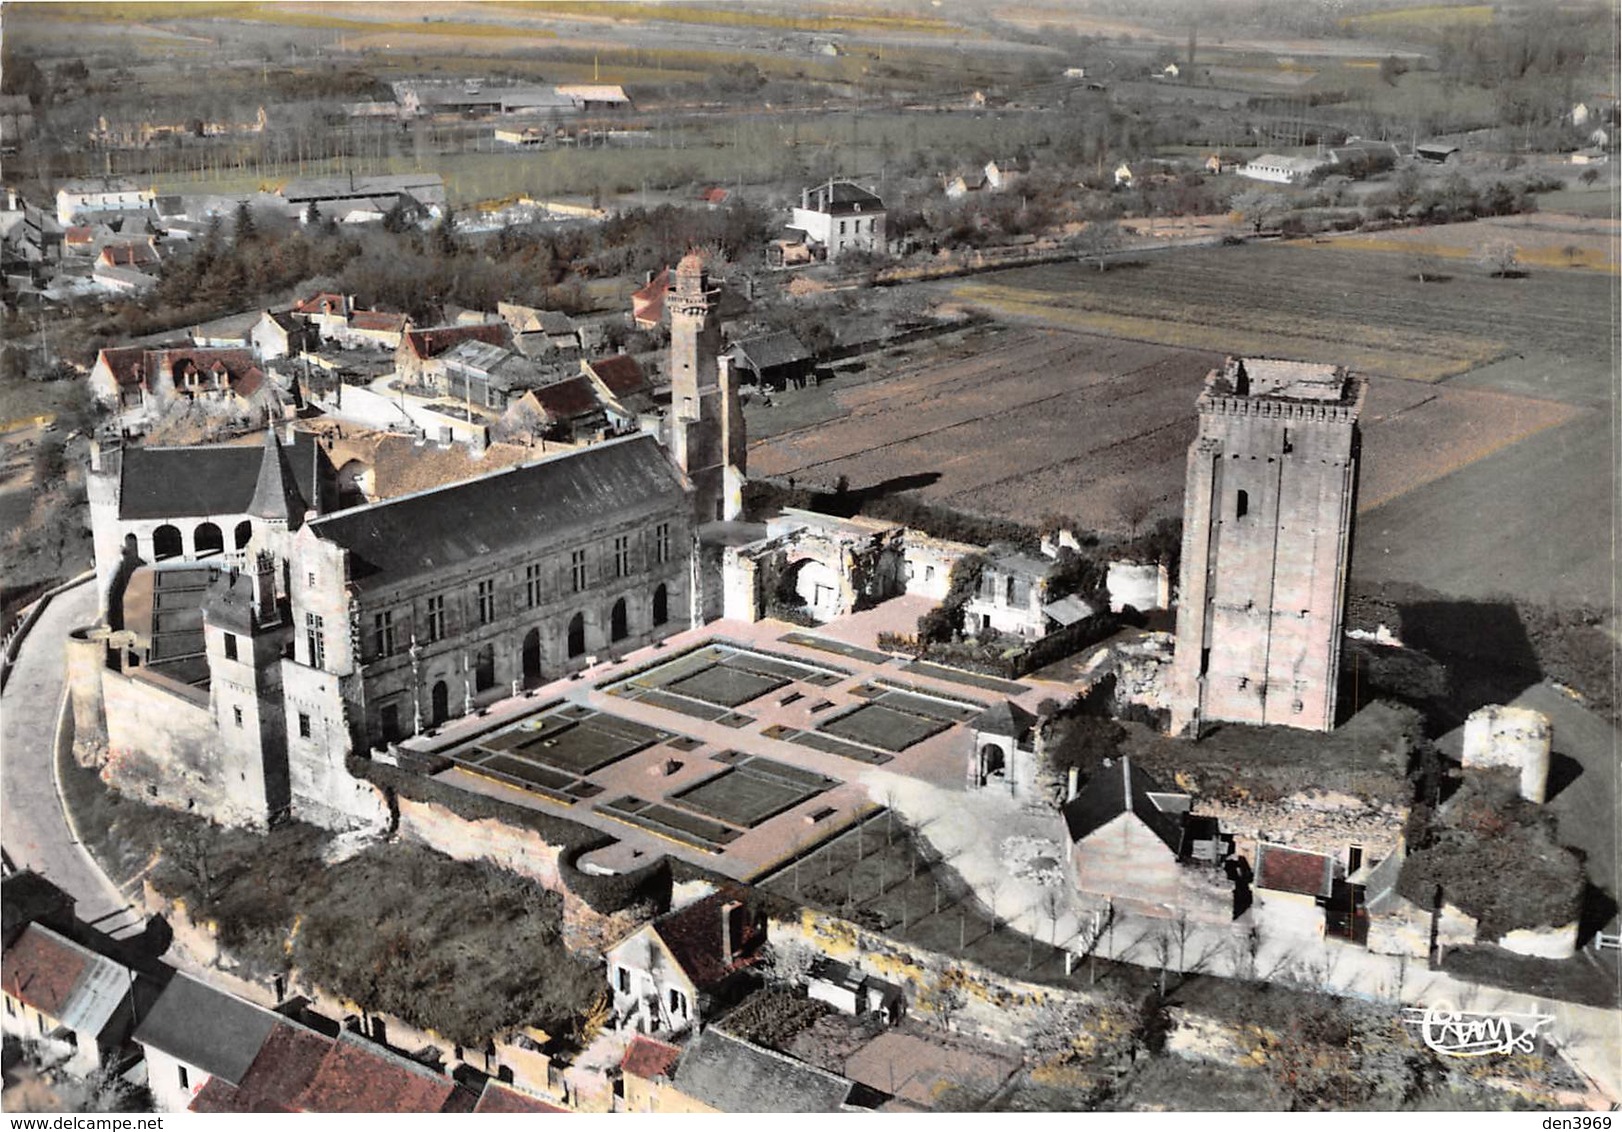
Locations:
1169;358;1364;734
667;251;745;525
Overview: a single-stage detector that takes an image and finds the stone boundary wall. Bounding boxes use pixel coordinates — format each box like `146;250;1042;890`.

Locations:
0;570;95;693
769;906;1104;1045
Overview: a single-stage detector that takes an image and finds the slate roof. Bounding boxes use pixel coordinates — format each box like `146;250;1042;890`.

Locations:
670;1030;856;1112
249;428;308;522
1;924;130;1036
622;1034;682;1081
133;974;280;1086
401;322;510;360
279;173;445;204
972;699;1037;739
649;887;765;992
804;180;885;215
729;331;811;372
472;1082;568;1113
307;434;684;590
584;353;648;397
117;432;323;521
1062;757;1186;855
1255;843;1335;898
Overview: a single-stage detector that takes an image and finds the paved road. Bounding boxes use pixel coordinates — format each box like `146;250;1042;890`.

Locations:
0;581;144;938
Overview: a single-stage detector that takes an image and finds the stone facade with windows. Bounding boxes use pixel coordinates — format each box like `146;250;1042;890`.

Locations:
281;433;693;766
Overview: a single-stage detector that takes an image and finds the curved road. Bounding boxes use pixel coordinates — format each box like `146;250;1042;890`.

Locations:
1;580;144;938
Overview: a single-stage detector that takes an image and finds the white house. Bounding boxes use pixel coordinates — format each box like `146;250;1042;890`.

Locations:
133;974;283;1113
604;890;764;1035
787;179;886;260
55;176;155;225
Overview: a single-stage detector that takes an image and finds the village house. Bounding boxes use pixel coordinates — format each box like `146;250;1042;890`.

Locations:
499;301;581;357
88;345;278;424
396;322;513;387
581;352;656;421
1;921;153;1078
783;179;887;261
943;168;986;199
277;173;446;222
984;157;1028;191
55;176;155;225
962;548;1069;640
1063;757;1233;921
630;267;670;330
624;1029;881;1113
604;889;765;1035
134;974;285;1113
437;338;549;412
251;310;319;361
508;375;611;440
805;958;903;1023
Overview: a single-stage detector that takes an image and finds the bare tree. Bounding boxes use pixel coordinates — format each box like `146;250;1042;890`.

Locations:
758;941;817;989
1114;482;1156;539
1479;239;1521;277
1041;888;1065;947
167;825;222;903
1410;250;1446;283
1072;217;1122;272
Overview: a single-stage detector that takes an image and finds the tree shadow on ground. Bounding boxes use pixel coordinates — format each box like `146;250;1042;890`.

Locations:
1576;882;1619;948
799;472;944;518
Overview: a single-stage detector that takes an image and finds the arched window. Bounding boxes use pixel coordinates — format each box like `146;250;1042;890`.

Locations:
1236;489;1250;519
567;613;586;658
234;520;253;550
652;584;669;627
610;598;628;642
521;629;542;686
194;522;224;557
474;644;496;692
153;524;183;560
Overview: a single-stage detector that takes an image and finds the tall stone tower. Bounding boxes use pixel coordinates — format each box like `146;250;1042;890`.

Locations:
1169;357;1363;734
667;251;746;524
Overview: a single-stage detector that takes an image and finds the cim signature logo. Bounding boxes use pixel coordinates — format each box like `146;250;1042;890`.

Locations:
1401;1004;1555;1057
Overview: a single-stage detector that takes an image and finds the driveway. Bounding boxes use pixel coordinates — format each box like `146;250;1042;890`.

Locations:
1;581;144;938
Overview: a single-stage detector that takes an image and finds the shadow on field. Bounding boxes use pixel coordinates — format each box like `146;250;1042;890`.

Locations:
791;471;944;518
1339;598;1542;734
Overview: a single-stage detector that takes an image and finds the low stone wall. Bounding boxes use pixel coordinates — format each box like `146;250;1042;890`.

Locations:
1496;922;1578;960
769;906;1100;1044
392;795;653;952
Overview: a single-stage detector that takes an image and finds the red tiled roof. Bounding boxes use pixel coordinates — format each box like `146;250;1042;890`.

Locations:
97;241;158;268
699;187;730;205
292;292;346;315
630;267;669;326
585;353;648;397
651;888;764;991
1;925;88;1017
188;1022;330;1113
402;323;510;360
296;1032;459;1113
1255;843;1335;898
621;1035;682;1082
473;1082;569;1113
96;345;150;388
348;310;408;333
526;375;603;422
65;226;93;244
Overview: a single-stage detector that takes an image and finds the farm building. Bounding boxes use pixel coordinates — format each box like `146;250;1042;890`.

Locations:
1239;154;1330;184
726;331;814;390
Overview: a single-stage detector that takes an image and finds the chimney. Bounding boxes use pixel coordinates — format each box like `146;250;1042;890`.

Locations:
88;439;102;472
719;899;743;963
1067;766;1079;802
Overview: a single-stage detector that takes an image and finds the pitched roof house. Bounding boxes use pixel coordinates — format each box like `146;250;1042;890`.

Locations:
1;922;150;1078
631;267;670;329
726;331;814;390
134;973;283;1113
604;888;765;1035
1063;757;1230;917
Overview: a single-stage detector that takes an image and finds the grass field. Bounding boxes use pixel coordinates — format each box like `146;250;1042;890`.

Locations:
1325;214;1620;273
949;242;1616;391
